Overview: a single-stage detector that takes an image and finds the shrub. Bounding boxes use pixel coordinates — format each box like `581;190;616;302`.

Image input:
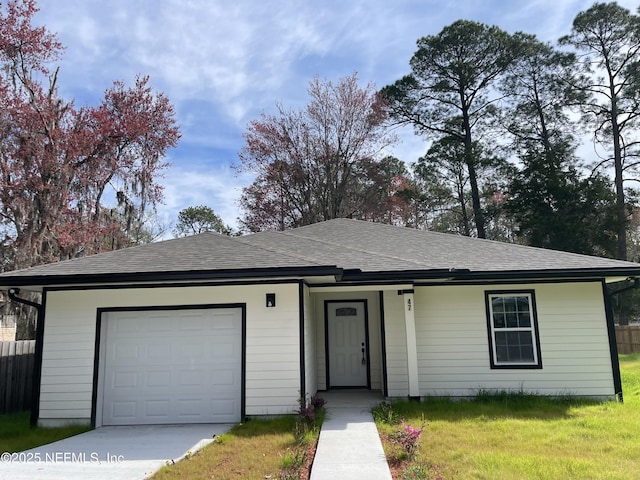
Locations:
372;401;400;425
392;420;425;456
293;395;326;444
310;395;327;410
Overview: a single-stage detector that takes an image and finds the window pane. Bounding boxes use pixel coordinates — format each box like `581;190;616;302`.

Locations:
503;297;517;312
507;331;520;344
516;297;530;312
508;345;522;360
522;345;534;360
488;293;538;366
492;298;505;313
519;311;531;327
495;331;534;363
496;346;509;362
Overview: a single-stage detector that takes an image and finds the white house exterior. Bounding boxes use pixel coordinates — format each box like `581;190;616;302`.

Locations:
0;219;637;427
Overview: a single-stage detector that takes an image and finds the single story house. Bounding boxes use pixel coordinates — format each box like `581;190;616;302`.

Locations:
1;218;638;428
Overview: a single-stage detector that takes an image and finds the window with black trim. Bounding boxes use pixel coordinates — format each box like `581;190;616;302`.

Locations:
485;291;542;369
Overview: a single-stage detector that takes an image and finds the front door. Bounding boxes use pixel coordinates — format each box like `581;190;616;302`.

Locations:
326;301;369;388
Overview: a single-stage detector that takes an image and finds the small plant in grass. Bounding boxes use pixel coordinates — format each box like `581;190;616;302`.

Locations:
402;463;428;480
297;404;316;422
310;395;326;410
278;448;306;480
402;463;443;480
372;401;400;425
294;394;326;443
392;420;425;457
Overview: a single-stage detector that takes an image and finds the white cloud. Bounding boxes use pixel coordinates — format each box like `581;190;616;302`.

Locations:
160;163;253;233
31;0;640;235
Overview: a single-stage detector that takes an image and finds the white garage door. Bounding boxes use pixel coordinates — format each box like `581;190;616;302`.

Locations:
102;307;242;425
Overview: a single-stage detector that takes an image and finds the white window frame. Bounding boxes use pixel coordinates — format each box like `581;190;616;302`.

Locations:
485;290;542;369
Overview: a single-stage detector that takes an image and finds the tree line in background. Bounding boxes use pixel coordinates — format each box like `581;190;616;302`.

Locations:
238;1;640;264
1;0;640;330
0;0;180;274
0;0;180;337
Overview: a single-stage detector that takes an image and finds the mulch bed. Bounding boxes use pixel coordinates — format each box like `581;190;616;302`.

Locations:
300;437;318;479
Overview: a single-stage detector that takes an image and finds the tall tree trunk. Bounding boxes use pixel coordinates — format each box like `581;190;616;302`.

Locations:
462;106;486;238
610;86;627;260
613;131;626;260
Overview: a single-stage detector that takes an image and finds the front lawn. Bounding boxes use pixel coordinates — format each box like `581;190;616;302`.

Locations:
375;353;640;480
0;411;90;453
152;404;324;480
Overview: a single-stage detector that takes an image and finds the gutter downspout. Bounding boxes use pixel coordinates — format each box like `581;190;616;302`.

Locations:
8;288;44;428
604;277;640;403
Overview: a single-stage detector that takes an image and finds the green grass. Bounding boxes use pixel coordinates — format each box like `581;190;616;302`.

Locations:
152;414;322;480
376;354;640;480
0;411;90;453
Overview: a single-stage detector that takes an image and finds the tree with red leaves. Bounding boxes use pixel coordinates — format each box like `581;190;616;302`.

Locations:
0;0;180;270
237;73;402;232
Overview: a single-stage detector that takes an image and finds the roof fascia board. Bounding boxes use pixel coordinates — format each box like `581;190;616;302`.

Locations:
308;283;415;293
0;266;343;288
341;267;640;282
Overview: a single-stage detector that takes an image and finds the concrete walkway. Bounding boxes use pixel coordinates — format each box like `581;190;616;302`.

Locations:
310;390;392;480
0;423;232;480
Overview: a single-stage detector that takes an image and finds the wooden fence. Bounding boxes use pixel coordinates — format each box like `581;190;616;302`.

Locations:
0;340;35;413
615;326;640;354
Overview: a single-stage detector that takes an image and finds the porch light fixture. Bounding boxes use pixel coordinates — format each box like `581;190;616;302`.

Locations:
266;293;276;308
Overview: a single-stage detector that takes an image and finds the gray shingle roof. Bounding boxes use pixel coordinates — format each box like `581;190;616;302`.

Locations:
1;218;639;286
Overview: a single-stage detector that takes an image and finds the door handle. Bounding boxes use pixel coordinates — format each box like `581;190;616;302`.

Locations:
361;342;366;365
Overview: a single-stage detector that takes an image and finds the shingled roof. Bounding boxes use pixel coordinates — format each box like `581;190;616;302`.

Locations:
1;218;639;287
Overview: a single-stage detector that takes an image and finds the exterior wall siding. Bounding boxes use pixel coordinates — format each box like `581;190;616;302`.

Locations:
40;283;302;425
313;291;383;391
414;282;615;397
37;279;615;425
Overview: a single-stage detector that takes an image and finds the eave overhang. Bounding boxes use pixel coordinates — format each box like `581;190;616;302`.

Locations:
0;265;344;291
2;265;639;293
340;267;640;283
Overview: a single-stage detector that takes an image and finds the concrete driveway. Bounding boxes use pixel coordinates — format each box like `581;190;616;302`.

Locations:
0;423;232;480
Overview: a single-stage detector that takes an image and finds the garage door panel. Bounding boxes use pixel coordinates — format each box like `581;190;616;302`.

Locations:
147;371;170;388
102;308;242;425
113;371;138;388
146;400;170;418
180;370;203;386
148;315;173;332
112;401;136;419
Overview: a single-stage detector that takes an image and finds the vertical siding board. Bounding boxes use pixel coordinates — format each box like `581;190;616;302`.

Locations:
25;340;34;411
0;341;34;413
6;342;15;411
0;342;7;412
16;341;26;412
383;290;409;397
615;326;640;354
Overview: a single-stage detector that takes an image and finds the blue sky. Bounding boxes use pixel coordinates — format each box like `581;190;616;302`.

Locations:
33;0;639;232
